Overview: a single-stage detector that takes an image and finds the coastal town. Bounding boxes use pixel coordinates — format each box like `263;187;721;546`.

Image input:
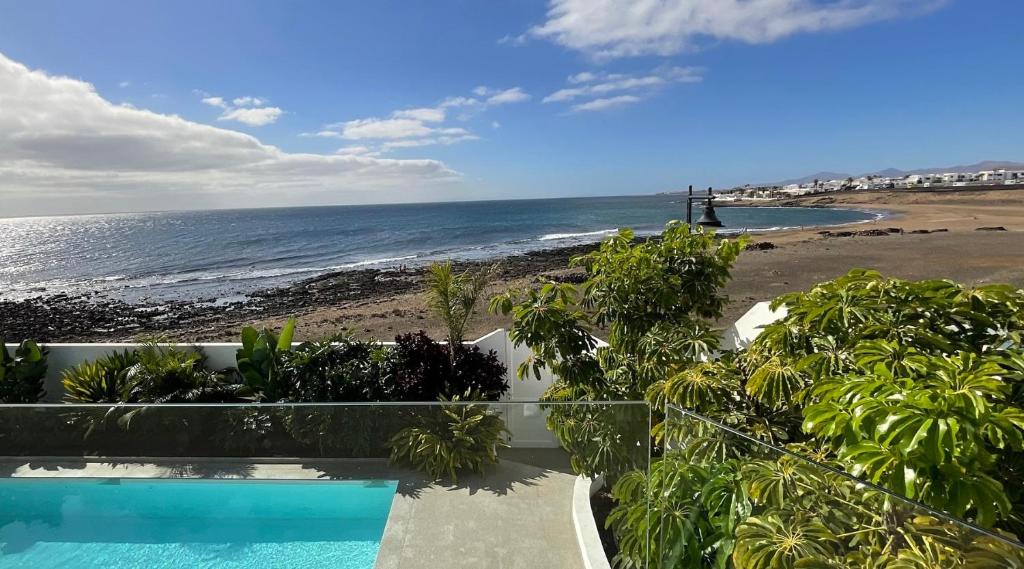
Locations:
727;166;1024;198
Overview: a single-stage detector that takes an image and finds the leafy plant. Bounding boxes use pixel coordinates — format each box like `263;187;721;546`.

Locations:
387;394;510;482
426;260;498;358
236;317;296;402
491;222;746;477
285;336;391;402
62;349;138;403
386;331;508;401
492;220;1024;568
121;342;237;404
631;271;1024;567
0;339;47;403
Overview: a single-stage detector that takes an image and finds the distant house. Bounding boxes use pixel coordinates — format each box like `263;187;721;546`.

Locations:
978;170;1007;183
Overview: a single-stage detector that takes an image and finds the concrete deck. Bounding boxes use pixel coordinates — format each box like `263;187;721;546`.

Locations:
0;450;585;569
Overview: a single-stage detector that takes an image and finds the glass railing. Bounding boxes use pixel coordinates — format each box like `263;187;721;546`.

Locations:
0;401;652;568
659;404;1024;568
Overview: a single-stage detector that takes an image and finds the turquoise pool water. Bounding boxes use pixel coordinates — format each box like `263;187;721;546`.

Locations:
0;478;398;568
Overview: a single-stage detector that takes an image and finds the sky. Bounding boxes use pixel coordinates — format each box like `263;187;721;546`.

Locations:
1;0;1023;217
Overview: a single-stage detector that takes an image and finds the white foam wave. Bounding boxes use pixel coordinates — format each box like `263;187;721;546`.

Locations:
338;255;417;268
538;228;618;241
120;255;421;288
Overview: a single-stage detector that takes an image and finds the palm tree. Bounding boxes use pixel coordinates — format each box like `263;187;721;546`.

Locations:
425;261;498;360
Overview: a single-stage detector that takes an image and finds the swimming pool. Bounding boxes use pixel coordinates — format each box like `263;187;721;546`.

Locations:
0;478;398;568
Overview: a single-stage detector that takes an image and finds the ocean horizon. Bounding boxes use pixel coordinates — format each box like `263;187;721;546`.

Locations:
0;195;880;304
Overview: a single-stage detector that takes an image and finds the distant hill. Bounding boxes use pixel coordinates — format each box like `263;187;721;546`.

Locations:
775;171;853;186
769;160;1024;186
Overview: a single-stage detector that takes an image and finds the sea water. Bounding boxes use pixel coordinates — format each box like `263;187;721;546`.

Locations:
0;195;878;302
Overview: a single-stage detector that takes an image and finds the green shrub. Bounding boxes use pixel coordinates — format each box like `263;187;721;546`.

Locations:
236;317;296;402
286;336;391;402
121;342;237;403
628;270;1024;567
491;222;744;476
387;396;510;481
62;350;138;403
493;220;1024;567
386;331;509;401
425;260;498;355
0;339;47;403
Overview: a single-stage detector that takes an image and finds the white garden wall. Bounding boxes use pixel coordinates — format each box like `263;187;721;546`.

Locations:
4;303;787;450
5;328;562;448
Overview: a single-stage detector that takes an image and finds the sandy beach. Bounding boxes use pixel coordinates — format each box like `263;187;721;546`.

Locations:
3;188;1023;343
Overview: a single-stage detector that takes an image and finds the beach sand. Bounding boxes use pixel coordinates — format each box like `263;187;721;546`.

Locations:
3;188;1023;343
195;188;1024;342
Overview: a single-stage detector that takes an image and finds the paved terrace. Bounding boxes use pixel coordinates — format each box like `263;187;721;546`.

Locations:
0;448;585;569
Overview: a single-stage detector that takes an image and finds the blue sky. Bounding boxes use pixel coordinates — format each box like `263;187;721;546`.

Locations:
1;0;1022;216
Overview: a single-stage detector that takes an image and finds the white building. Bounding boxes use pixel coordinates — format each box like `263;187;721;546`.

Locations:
941;172;972;184
978;170;1007;182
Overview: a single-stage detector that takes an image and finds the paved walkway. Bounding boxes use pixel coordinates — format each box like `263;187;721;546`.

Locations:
0;452;586;569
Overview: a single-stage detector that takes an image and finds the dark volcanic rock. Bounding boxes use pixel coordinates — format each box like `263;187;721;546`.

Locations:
745;241;777;251
976;226;1008;232
1;241;611;343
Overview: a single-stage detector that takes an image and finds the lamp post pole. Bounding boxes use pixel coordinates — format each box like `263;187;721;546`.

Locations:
686;185;693;225
686;186;724;227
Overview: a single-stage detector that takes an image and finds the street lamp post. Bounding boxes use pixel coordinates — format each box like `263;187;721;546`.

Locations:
686;185;724;228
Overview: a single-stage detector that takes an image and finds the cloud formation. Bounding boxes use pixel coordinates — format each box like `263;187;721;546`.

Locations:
219;106;283;126
531;0;945;58
310;86;529;154
572;95;642;113
199;92;282;126
0;52;458;216
545;67;701;112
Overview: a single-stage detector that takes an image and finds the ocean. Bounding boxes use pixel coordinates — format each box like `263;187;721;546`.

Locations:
0;195;879;303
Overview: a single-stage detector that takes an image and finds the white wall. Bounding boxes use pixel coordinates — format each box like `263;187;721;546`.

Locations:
7;302;786;448
720;301;788;351
5;329;563;447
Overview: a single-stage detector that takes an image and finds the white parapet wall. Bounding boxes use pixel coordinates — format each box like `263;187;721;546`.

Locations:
5;302;787;448
5;328;562;448
720;301;788;351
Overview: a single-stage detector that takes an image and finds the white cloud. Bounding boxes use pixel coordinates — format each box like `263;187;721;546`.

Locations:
393;107;446;122
0;52;458;216
311;86;528;153
232;96;267;107
199;93;282;126
470;86;532;106
118;80;131;88
380;133;479;151
572;95;641;112
341;117;436;140
568;72;597;84
218;106;283;126
335;145;381;157
531;0;945;58
486;87;531;105
544;67;701;112
497;33;528;46
440;96;481;109
201;96;227;108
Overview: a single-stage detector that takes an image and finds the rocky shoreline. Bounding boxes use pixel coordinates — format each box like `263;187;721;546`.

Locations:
0;242;603;342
